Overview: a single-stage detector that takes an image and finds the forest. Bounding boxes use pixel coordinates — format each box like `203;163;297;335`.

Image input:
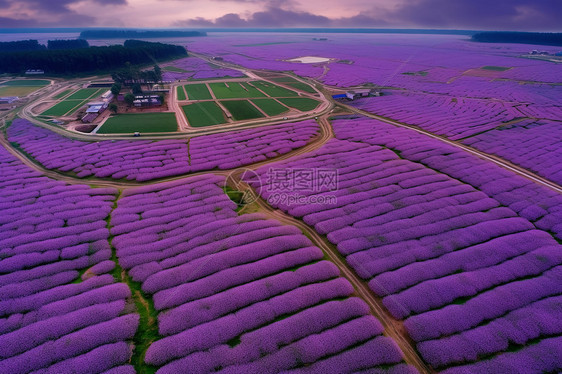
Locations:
0;40;187;75
472;31;562;46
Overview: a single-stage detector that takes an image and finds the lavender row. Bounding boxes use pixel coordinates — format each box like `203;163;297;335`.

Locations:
247;129;561;370
350;92;519;140
8;119;318;181
110;175;413;373
462;119;562;185
0;146;138;372
332;117;562;240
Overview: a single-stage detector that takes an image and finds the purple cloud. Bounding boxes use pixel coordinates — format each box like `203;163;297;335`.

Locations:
176;0;562;31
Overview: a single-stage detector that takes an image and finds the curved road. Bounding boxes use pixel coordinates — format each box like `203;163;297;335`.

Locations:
227;176;432;374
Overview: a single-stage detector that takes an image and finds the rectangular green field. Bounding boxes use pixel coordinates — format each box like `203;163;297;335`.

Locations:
286;82;316;93
176;86;186;101
1;79;50;86
66;88;103;100
221;100;265;121
184;83;212;100
0;79;50;97
209;82;265;99
182;102;227;127
277;98;320;111
41;100;84;116
250;81;298;97
482;66;510;71
97;113;177;134
251;99;289;117
164;66;190;73
54;89;73;99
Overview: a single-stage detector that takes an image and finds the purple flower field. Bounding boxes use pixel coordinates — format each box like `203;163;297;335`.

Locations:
1;32;561;373
110;175;414;373
462;119;562;185
7;119;319;182
161;57;244;81
350;91;520;140
0;147;138;373
246;116;562;372
331;117;562;241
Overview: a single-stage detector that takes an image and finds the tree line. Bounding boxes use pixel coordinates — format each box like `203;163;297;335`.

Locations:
80;30;206;39
0;40;187;75
472;32;562;47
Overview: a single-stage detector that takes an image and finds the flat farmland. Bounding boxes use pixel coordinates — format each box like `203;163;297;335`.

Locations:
250;80;299;97
221;100;265;121
278;97;321;111
209;82;265;99
182;101;227;127
98;112;178;134
41;100;85;116
251;98;290;116
183;83;212;100
41;88;105;116
176;86;187;100
66;88;104;100
0;79;49;96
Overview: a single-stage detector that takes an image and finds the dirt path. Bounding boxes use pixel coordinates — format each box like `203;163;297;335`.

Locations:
227;174;432;374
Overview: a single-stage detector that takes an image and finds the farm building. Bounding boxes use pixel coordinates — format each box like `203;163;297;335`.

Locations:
0;96;18;104
25;69;44;75
100;90;114;102
345;89;381;100
82;101;108;123
134;95;161;107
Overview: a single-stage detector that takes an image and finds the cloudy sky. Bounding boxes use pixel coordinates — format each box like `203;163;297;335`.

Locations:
0;0;560;30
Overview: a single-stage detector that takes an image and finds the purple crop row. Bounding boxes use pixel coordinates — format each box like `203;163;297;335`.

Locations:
109;175;413;373
161;57;244;81
462;119;562;185
246;120;562;371
351;91;520;140
0;147;138;372
8;119;319;182
332;117;562;240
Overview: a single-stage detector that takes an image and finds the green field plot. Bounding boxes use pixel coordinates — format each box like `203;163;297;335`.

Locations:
54;89;73;99
221;100;265;121
41;100;85;116
209;82;265;99
164;66;189;73
0;79;49;97
66;88;103;100
182;102;227;127
251;99;290;116
250;81;299;97
1;79;50;86
286;82;316;93
277;98;321;111
176;86;186;100
184;83;212;100
481;66;510;71
97;113;177;134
